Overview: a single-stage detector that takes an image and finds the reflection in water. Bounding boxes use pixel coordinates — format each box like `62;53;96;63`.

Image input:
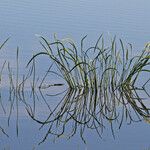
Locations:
26;83;150;144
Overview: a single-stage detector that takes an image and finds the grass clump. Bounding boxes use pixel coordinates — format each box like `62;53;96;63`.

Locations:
28;35;150;91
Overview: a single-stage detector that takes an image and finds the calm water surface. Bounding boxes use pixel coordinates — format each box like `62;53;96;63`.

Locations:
0;0;150;150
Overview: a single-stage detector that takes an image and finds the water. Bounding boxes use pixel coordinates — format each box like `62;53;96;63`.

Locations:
1;0;150;50
0;0;150;150
0;87;150;150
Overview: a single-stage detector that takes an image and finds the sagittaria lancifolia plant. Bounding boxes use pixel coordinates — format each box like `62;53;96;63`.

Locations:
27;35;150;92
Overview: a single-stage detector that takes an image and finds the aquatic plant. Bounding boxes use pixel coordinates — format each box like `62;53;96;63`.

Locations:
26;35;150;143
0;38;10;137
0;35;149;145
0;38;9;83
27;35;150;92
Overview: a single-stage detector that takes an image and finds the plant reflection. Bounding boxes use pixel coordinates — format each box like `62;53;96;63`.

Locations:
25;82;150;144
